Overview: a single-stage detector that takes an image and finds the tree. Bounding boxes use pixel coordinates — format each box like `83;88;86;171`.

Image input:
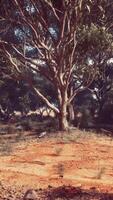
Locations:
0;0;112;130
76;23;113;117
0;51;57;119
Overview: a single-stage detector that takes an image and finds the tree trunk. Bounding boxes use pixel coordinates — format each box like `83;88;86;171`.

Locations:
58;104;69;131
67;85;75;124
67;103;75;124
58;91;69;131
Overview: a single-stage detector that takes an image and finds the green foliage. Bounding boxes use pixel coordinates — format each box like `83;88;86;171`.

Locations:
77;24;113;55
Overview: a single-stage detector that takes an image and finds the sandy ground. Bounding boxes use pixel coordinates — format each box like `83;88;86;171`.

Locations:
0;131;113;194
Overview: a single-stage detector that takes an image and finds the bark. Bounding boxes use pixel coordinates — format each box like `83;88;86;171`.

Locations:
67;85;75;124
58;104;69;131
67;103;75;123
58;90;69;131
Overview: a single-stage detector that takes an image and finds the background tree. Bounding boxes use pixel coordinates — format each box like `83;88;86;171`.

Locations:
76;23;113;123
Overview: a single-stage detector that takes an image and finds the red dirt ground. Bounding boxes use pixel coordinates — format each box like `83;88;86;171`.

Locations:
0;131;113;194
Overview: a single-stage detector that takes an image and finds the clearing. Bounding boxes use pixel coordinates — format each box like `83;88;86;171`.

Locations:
0;130;113;199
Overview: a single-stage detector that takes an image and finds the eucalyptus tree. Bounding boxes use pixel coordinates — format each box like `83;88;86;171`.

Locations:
0;0;112;130
77;23;113;116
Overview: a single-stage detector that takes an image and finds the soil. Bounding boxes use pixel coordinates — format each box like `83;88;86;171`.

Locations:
0;129;113;199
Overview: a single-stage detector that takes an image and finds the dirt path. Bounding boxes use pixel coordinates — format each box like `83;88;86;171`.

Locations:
0;132;113;193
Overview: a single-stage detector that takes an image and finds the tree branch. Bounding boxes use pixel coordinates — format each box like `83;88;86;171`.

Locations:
32;87;59;114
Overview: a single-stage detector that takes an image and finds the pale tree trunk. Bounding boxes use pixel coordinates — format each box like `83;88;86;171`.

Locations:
66;84;75;124
58;89;69;131
58;103;69;130
67;103;75;124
